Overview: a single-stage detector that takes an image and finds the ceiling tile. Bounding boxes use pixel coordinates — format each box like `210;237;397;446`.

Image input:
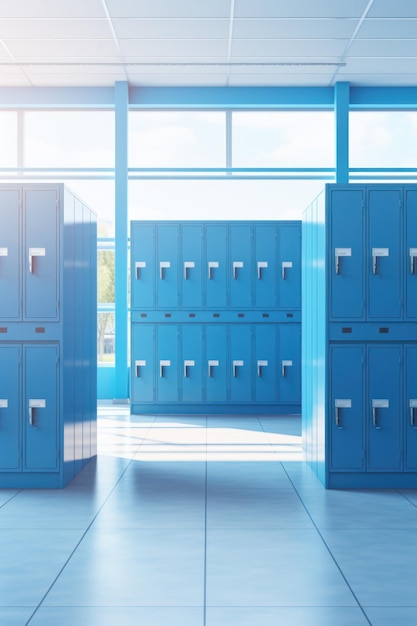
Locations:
367;0;417;18
28;73;125;86
231;39;346;57
227;72;332;86
113;18;229;39
233;18;357;39
235;0;370;19
119;39;229;58
0;19;112;39
106;0;230;19
0;0;107;18
349;39;417;56
358;18;417;39
126;72;228;87
5;39;120;58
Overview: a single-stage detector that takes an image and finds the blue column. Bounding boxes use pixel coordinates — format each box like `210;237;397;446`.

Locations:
114;81;129;399
334;82;350;184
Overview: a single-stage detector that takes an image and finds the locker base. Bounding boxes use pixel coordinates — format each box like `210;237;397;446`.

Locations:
0;457;97;488
326;472;417;489
130;403;301;415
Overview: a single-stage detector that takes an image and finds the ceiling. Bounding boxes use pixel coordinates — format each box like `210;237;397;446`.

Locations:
0;0;416;88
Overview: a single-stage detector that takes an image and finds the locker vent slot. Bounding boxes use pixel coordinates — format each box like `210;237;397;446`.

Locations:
379;327;389;334
140;313;147;318
213;313;220;318
0;327;7;333
35;327;45;333
262;313;270;318
342;327;352;334
189;313;196;318
165;313;172;318
238;313;245;318
286;313;293;318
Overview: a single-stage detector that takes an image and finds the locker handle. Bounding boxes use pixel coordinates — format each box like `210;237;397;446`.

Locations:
233;261;243;279
334;399;352;429
233;360;244;377
334;248;351;274
135;261;146;279
159;360;171;377
208;359;219;377
0;399;8;408
135;360;146;377
28;247;46;274
184;261;195;280
28;399;46;427
159;261;170;279
281;261;293;279
257;261;268;280
372;399;388;429
208;261;219;280
257;360;268;377
372;248;389;275
0;247;8;261
183;360;195;378
281;360;293;377
410;248;417;274
410;400;417;428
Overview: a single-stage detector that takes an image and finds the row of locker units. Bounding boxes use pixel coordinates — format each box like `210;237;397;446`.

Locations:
130;221;301;312
0;184;97;489
130;323;301;414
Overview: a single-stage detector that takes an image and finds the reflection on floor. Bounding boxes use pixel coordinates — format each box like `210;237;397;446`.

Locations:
1;402;417;625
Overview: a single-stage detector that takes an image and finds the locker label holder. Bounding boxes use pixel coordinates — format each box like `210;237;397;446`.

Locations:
28;399;46;427
233;261;243;279
372;399;389;429
334;399;352;428
372;248;389;275
281;359;293;377
208;261;219;280
159;360;171;377
257;360;268;377
233;360;244;377
184;261;195;280
135;261;146;279
135;360;146;377
183;359;195;378
208;360;219;377
334;248;351;274
257;261;268;280
410;248;417;274
159;261;170;279
410;399;417;428
281;261;293;279
28;247;46;274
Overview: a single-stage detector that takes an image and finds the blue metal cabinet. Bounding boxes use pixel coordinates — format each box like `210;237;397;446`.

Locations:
131;223;155;310
24;188;59;321
181;224;204;310
181;324;203;402
278;224;302;310
0;346;20;470
156;224;179;310
367;345;402;471
24;345;58;471
205;224;228;309
254;225;276;309
230;225;252;309
368;189;402;320
0;190;20;320
278;324;301;404
131;324;155;403
329;188;364;320
405;189;417;320
205;324;228;403
230;324;252;403
329;345;364;471
156;324;179;402
254;324;277;403
405;346;417;471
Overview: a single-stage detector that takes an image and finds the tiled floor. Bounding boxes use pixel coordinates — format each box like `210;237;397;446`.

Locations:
1;404;417;625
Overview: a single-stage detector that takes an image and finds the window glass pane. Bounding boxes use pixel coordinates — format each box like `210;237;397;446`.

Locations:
98;249;114;305
350;111;417;168
24;111;115;168
129;111;226;167
98;311;115;364
233;111;334;168
65;180;115;236
0;111;17;167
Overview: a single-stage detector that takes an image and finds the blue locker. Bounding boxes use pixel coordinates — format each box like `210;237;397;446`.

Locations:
278;324;301;404
131;223;155;310
181;224;204;309
206;224;228;309
131;324;155;403
24;189;59;320
329;345;364;471
278;224;302;310
254;324;277;403
181;325;203;402
405;346;417;471
230;225;252;309
329;188;364;320
156;224;179;310
82;204;92;463
157;324;179;402
368;345;402;471
0;346;20;470
254;225;276;309
230;325;252;403
73;198;84;476
205;325;228;403
368;189;402;320
0;190;20;320
405;189;417;319
24;345;58;471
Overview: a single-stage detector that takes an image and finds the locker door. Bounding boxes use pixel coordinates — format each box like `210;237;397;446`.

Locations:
74;199;84;474
82;206;92;462
329;345;364;471
254;224;276;309
230;225;253;309
156;224;179;310
181;325;203;402
368;189;402;320
405;189;417;319
368;345;402;471
181;224;203;309
278;324;301;404
131;323;155;403
405;346;417;471
206;224;228;309
278;224;301;310
157;325;179;402
254;325;277;403
329;188;364;320
230;325;252;403
24;345;59;471
24;188;59;320
206;325;228;403
131;223;155;310
0;346;21;470
0;190;21;320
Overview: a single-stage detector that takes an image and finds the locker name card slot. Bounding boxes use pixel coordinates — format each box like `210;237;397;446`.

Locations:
334;248;351;274
135;261;146;279
410;399;417;427
282;261;293;279
28;247;46;274
334;398;352;428
208;261;219;279
410;248;417;274
372;248;389;274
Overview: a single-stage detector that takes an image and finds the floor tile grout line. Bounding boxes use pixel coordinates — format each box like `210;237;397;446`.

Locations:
25;412;157;626
0;489;23;510
396;488;417;509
